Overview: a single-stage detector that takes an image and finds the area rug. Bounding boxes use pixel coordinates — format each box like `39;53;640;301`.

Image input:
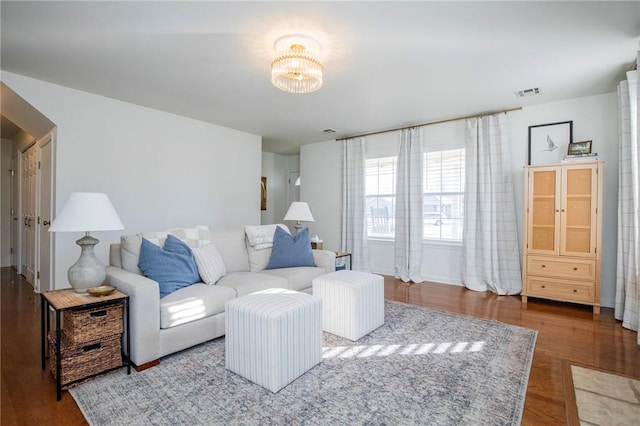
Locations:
565;364;640;425
70;301;537;425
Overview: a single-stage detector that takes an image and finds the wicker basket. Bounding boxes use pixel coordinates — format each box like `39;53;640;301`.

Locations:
63;304;123;344
48;332;122;387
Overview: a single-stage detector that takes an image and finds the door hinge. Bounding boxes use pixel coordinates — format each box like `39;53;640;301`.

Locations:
10;169;14;177
37;216;40;224
10;248;13;254
37;271;40;280
38;161;41;169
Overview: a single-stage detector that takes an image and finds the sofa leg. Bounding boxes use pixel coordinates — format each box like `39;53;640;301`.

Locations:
133;359;160;372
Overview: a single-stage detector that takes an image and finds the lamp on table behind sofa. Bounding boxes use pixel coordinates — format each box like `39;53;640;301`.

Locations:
49;192;124;293
284;201;314;235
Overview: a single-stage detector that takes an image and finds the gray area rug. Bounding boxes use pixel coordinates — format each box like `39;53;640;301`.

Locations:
71;301;537;425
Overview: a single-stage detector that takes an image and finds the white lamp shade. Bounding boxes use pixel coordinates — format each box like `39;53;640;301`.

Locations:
283;201;315;222
49;192;124;232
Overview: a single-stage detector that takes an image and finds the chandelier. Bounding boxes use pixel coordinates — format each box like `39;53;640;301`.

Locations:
271;34;323;94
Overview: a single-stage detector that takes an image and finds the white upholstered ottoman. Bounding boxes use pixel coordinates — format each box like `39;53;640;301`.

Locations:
312;270;384;341
225;289;322;393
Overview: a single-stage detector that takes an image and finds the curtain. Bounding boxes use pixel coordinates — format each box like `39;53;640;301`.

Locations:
615;51;640;345
394;128;424;282
461;114;521;295
341;137;369;271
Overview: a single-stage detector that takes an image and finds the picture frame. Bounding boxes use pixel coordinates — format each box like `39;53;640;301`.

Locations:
260;177;267;211
567;140;592;156
527;120;573;165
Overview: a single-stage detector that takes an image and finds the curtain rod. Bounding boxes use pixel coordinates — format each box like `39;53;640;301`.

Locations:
336;106;523;141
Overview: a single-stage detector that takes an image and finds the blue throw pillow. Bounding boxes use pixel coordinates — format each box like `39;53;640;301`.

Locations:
138;234;200;298
266;226;316;269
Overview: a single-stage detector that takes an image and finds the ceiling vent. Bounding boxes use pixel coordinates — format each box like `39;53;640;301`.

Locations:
516;87;540;98
322;128;337;133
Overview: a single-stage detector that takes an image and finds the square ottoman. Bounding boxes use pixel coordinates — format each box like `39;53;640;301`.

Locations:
312;270;384;341
225;289;322;393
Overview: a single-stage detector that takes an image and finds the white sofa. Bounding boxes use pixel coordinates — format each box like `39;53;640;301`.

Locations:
105;225;335;369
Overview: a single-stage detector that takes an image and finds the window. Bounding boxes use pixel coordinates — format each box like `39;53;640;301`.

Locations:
366;156;396;238
423;149;465;241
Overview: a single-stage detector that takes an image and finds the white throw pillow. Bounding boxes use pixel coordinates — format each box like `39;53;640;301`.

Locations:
192;243;227;285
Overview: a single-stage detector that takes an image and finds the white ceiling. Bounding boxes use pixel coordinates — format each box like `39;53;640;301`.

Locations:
1;1;638;154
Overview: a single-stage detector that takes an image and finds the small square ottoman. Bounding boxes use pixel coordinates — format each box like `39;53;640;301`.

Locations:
225;289;322;393
312;270;384;341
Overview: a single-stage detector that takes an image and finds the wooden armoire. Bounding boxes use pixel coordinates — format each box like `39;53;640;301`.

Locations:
521;160;603;314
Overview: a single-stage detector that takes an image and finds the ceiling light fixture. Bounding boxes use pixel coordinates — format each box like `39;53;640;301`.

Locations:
271;34;323;94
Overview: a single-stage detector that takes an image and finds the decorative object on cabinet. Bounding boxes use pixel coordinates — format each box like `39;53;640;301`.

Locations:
48;193;124;293
527;121;573;165
567;140;592;156
521;160;603;314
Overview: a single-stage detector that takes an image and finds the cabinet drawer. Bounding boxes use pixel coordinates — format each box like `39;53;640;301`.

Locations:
526;276;596;304
527;256;595;281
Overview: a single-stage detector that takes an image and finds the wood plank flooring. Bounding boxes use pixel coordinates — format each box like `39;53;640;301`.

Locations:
2;267;639;425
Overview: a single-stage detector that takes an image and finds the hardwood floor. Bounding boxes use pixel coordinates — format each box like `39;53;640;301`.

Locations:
2;266;639;425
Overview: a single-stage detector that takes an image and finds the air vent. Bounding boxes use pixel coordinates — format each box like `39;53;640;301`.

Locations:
516;87;540;98
322;128;337;133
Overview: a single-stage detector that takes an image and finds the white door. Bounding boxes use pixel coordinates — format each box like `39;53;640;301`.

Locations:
21;143;37;286
38;135;53;292
11;154;19;269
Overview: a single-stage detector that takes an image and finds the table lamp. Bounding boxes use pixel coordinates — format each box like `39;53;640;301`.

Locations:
49;192;124;293
283;201;314;235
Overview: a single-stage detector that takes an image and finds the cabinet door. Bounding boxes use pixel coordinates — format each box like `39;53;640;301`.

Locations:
527;167;560;255
560;164;598;257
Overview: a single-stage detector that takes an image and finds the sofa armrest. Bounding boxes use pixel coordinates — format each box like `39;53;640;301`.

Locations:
313;249;336;273
105;265;161;367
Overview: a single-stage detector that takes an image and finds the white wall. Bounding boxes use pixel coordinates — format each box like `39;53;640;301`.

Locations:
300;140;342;251
302;92;619;307
261;152;299;225
2;71;262;290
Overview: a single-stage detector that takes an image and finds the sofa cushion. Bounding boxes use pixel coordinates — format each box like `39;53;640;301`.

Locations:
245;224;288;250
266;227;316;270
216;272;288;297
138;235;200;298
261;267;327;292
247;245;273;272
210;227;250;273
159;283;236;329
120;226;211;275
192;243;227;285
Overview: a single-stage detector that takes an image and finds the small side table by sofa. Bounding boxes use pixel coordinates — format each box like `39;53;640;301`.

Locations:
335;252;352;270
41;288;131;400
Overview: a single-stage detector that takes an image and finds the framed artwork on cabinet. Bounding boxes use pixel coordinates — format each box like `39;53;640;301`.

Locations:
567;140;592;155
527;120;573;165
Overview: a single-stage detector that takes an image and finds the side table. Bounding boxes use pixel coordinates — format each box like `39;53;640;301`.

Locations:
335;252;352;270
41;288;131;400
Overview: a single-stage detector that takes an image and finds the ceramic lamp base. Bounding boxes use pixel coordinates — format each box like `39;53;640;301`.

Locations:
68;234;106;293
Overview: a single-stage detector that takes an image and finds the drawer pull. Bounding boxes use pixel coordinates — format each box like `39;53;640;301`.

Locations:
573;289;578;293
541;265;546;268
83;343;101;352
573;267;578;271
541;285;546;289
90;310;107;318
